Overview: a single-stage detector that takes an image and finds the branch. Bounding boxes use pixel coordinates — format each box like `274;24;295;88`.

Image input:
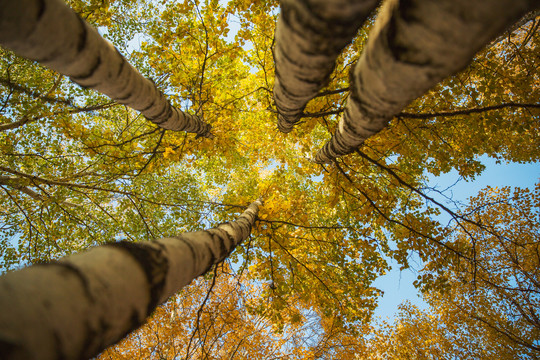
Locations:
301;108;344;118
313;87;350;98
0;116;35;131
259;218;354;231
0;102;116;132
355;150;486;230
332;160;472;262
0;174;80;207
398;102;540;119
184;264;219;360
0;77;76;107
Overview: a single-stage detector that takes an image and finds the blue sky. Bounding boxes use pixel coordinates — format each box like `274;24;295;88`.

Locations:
373;156;540;320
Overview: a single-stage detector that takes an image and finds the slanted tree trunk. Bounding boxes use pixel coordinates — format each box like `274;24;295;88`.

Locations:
0;199;262;360
0;0;212;138
314;0;539;163
273;0;379;133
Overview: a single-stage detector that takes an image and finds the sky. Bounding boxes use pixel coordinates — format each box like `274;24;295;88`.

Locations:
373;156;540;321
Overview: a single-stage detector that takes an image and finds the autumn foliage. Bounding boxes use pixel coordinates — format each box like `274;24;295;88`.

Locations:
0;0;539;358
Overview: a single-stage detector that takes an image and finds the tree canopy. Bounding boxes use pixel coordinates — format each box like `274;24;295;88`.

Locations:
0;0;539;358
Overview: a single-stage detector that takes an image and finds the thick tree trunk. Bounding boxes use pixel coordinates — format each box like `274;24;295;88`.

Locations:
0;0;212;137
0;199;262;360
314;0;539;163
273;0;379;133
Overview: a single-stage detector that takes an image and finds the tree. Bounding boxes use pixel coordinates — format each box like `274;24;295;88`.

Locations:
421;184;539;355
0;0;212;136
0;198;261;359
278;0;536;163
0;0;222;270
0;0;539;358
273;0;378;132
368;184;540;358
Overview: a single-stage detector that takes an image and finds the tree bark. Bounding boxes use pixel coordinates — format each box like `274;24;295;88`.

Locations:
314;0;540;163
0;199;262;360
0;0;212;138
273;0;379;133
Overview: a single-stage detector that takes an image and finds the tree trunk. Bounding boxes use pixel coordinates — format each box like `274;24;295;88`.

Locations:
273;0;379;133
0;0;212;138
0;199;262;360
314;0;539;163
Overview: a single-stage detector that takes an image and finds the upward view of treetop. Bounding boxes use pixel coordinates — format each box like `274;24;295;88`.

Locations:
0;0;539;358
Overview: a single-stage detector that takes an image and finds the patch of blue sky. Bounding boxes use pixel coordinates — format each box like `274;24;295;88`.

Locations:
373;155;539;321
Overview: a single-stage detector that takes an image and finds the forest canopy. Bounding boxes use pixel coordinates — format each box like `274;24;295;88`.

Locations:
0;0;539;358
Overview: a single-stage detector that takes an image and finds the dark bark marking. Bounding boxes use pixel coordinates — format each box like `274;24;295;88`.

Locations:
105;241;169;316
171;233;222;277
295;69;332;86
348;62;392;122
276;40;336;84
52;330;67;360
148;105;172;125
275;65;315;102
398;0;421;23
343;113;377;138
226;230;237;252
79;315;111;359
386;1;431;66
95;308;145;358
71;54;102;82
171;235;197;273
126;307;145;334
214;233;229;260
138;92;160;113
34;4;83;64
113;308;145;348
36;261;95;303
280;1;368;54
200;232;217;276
43;299;52;309
79;320;98;360
36;0;46;22
114;48;126;77
275;41;307;72
75;15;88;54
0;338;30;360
115;90;132;102
112;60;133;101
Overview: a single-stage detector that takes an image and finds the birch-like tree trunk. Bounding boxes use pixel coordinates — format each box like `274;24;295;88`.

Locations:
314;0;539;163
273;0;379;133
0;199;262;360
0;0;212;137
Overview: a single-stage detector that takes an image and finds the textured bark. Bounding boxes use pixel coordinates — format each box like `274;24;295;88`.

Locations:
273;0;379;133
314;0;540;163
0;0;212;137
0;199;261;360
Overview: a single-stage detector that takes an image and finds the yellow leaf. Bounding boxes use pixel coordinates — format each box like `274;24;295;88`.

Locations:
163;147;176;159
